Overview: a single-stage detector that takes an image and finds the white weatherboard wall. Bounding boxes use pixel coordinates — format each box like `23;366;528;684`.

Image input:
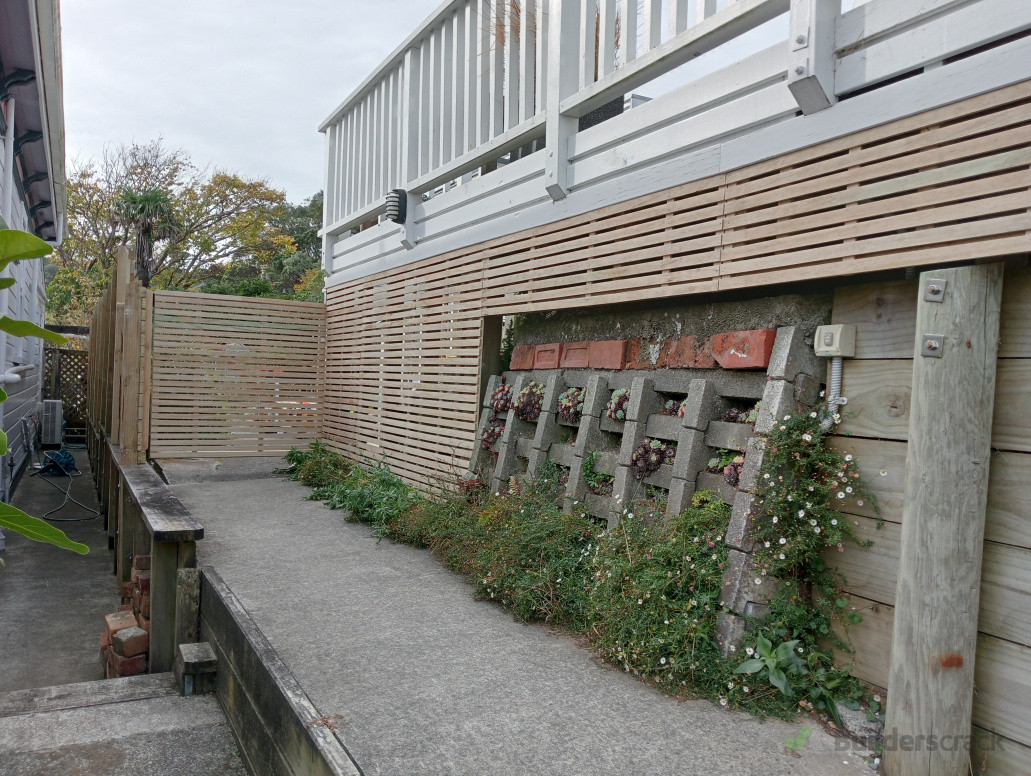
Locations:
322;0;1031;286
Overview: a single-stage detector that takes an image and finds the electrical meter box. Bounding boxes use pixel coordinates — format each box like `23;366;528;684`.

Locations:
814;324;857;358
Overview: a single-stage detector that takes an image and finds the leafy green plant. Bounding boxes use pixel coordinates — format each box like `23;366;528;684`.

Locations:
734;633;805;696
0;229;85;558
582;450;614;495
279;441;350;488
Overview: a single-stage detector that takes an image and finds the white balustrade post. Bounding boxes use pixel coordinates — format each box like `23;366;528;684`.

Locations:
399;47;421;249
787;0;837;114
545;0;581;202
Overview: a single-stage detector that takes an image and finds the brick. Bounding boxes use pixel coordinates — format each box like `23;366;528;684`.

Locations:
626;339;667;369
711;329;777;370
509;344;534;371
118;581;132;599
666;335;716;368
101;631;112;659
105;610;138;638
117;603;132;613
131;569;150;594
131;554;151;571
112;625;150;658
533;343;562;370
587;339;628;370
136;614;151;634
139;594;151;619
559;341;589;368
107;648;146;677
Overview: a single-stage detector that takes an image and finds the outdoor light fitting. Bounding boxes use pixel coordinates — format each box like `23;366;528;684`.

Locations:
385;189;407;225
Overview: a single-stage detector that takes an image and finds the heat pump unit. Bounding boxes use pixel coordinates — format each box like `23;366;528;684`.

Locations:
41;400;62;445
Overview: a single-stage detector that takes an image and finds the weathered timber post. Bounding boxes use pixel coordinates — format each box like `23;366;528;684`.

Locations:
884;263;1003;776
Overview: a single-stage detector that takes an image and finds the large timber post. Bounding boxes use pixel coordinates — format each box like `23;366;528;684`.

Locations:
884;263;1004;776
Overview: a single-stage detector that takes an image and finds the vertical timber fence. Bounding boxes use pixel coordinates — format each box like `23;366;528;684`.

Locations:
85;247;327;669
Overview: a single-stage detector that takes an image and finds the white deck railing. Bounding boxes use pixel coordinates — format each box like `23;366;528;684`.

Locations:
320;0;791;236
321;0;1031;279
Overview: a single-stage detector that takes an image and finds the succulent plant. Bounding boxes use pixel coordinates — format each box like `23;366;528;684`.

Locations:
490;376;514;413
558;386;585;424
514;381;545;421
606;389;629;421
723;401;761;424
676;397;691;419
480;413;506;450
630;438;677;480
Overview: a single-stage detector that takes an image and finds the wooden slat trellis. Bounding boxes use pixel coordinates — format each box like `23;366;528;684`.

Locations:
324;81;1031;488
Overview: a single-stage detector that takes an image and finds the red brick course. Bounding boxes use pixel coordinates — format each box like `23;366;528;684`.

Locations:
105;610;138;638
559;341;589;369
533;343;562;370
711;329;777;370
588;340;628;370
509;345;534;370
666;335;716;368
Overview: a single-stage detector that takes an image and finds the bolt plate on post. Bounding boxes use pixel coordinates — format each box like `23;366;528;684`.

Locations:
924;278;948;302
921;334;944;358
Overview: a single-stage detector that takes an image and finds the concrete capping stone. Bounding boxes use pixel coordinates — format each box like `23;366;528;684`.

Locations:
726;491;757;552
737;437;767;494
767;325;821;382
198;568;362;776
754;379;794;435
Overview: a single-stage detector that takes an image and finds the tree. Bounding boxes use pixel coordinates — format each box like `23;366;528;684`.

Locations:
47;139;288;324
199;191;325;302
113;188;178;287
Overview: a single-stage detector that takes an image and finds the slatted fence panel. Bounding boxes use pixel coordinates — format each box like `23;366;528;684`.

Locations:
148;291;326;458
325;82;1031;488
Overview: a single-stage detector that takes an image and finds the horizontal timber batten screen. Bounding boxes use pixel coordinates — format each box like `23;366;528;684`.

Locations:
148;291;326;458
325;82;1031;487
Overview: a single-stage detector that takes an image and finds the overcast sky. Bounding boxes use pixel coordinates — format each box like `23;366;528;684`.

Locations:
62;0;434;203
62;1;793;206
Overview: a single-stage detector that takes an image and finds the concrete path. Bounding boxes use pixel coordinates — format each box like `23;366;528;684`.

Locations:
165;458;875;776
0;674;246;775
0;455;114;692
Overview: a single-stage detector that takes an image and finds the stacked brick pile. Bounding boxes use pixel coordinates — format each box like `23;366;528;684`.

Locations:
100;554;151;677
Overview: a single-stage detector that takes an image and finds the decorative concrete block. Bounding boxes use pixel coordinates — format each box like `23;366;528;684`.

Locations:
767;325;821;382
754;379;794;435
532;412;560;452
737;437;766;493
588;340;628;370
581;374;611;418
711;329;777;370
533;343;562;370
704;421;755;452
726;491;757;552
626;376;660;422
678;379;720;431
793;372;822;406
667;335;716;368
665;478;695;520
559;341;590;369
719;549;773;611
670;428;708;482
716;612;746;658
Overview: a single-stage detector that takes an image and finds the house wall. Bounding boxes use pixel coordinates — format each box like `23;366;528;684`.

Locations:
324;81;1031;487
